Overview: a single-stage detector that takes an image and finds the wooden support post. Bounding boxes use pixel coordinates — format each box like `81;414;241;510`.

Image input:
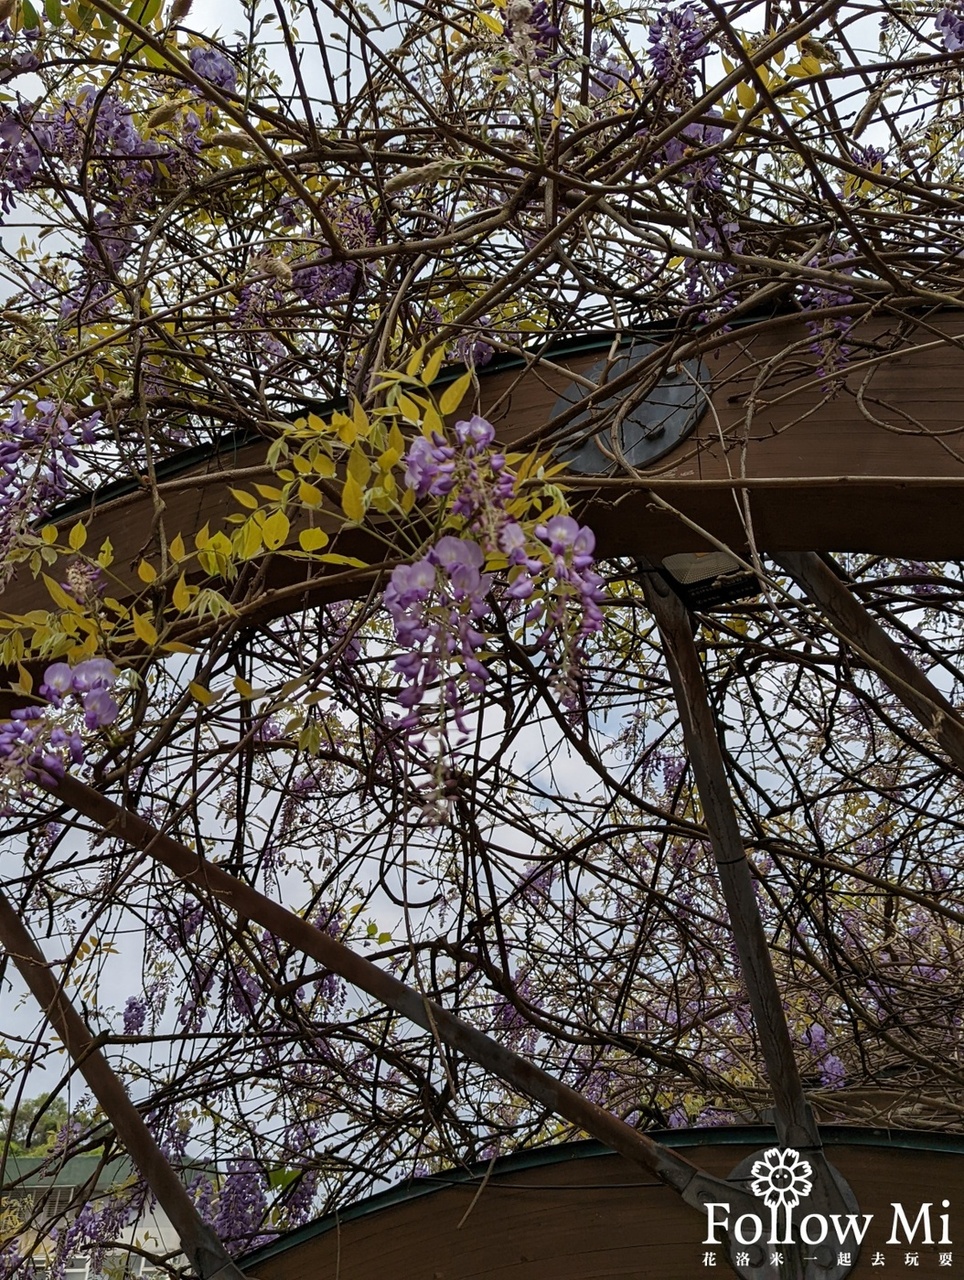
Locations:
641;567;819;1153
774;552;964;769
39;772;760;1220
0;891;249;1280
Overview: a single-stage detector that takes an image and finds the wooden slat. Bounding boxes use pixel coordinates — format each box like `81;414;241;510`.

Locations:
5;311;964;638
247;1142;962;1280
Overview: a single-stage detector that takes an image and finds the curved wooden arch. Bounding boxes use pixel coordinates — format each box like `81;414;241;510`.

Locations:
3;308;964;635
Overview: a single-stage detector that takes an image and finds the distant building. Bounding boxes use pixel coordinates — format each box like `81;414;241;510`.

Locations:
2;1154;184;1279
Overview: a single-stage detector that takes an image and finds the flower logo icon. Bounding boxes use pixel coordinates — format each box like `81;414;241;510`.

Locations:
750;1147;813;1209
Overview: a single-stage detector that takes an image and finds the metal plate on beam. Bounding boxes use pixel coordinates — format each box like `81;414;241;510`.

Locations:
550;341;710;473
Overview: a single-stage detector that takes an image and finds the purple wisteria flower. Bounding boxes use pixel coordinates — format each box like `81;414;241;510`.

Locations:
385;417;605;739
799;250;856;389
123;995;148;1035
0;657;120;801
648;5;707;94
0;399;100;575
937;5;964;50
588;38;638;99
40;657;119;729
212;1153;271;1249
456;321;495;367
505;0;559;62
188;45;238;94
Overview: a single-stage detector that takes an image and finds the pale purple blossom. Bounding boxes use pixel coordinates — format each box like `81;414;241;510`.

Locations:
188;46;238;93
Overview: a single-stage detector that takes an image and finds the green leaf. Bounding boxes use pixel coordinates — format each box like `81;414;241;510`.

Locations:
126;0;161;25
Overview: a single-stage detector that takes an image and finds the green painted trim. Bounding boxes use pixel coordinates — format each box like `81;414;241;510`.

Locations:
239;1124;964;1266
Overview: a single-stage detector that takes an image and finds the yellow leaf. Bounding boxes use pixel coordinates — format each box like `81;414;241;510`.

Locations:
14;662;32;694
421;345;444;385
422;402;444;435
43;574;81;613
233;675;254;698
98;537;114;568
439;371;472;415
131;608;159;646
352;398;370;435
194;523;211;550
40;525;58;545
137;559;157;584
336;420;357;445
169;532;187;562
262;509;290;551
478;10;502;32
236;518;264;560
298;479;323;508
406;345;425;377
318;552;366;567
68;521;87;551
292;453;311;474
299;527;329;552
230;487;259;509
347;446;371;487
313;453;336;478
189;680;213;706
388;422;405;455
736;80;756;109
397;394;423;423
161;641;198;654
307;412;326;433
254;484;283;500
341;474;366;523
172;573;191;611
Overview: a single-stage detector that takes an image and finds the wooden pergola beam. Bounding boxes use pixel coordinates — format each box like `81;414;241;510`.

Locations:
36;772;763;1223
0;890;249;1280
641;566;819;1154
774;552;964;770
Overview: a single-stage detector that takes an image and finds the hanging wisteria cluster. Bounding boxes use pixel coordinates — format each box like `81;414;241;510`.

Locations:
386;415;604;740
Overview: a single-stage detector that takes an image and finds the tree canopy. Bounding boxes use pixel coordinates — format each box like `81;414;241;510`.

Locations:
2;0;964;1274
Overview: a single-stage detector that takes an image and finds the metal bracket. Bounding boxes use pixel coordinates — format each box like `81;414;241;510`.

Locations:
550;341;709;473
